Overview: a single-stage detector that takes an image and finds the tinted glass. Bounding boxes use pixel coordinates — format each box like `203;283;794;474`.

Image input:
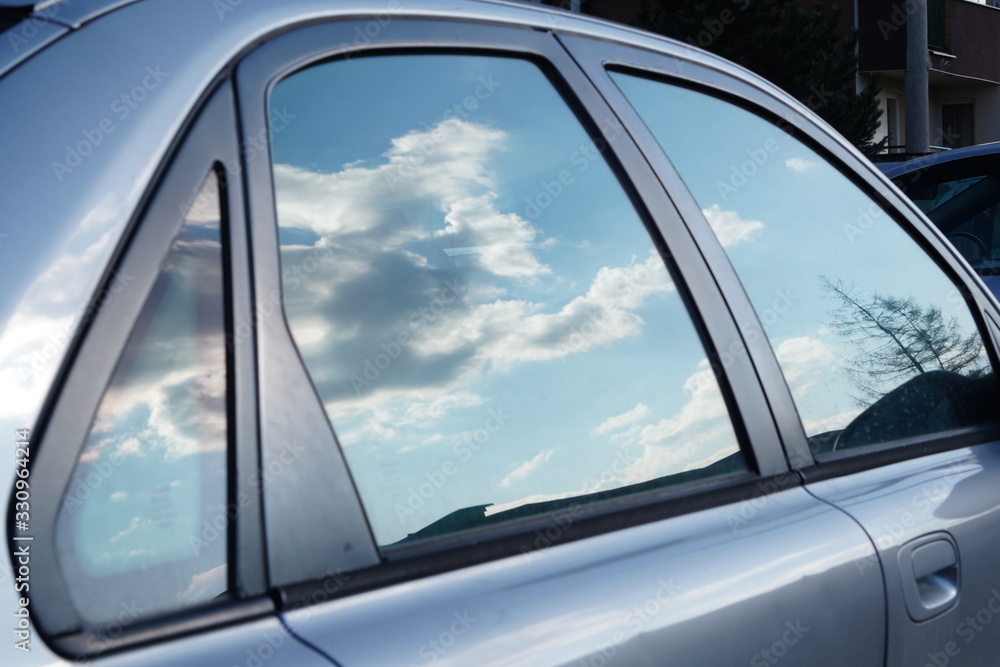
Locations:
612;72;998;454
270;54;746;548
894;164;1000;290
55;173;229;623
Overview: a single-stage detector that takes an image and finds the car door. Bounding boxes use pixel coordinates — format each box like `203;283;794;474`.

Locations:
567;31;1000;667
235;15;885;666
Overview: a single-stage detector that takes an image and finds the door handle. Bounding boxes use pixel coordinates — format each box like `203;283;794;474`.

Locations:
898;533;959;622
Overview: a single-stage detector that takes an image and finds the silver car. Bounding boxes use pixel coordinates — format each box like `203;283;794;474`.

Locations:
4;1;1000;666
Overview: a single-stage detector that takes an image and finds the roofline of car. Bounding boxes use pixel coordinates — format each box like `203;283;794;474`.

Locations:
883;141;1000;178
0;0;825;122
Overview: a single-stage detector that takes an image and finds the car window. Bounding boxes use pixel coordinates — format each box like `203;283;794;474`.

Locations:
268;54;747;549
895;166;1000;275
611;72;1000;455
53;171;229;624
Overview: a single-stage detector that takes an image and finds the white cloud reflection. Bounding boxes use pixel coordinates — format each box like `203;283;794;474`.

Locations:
275;118;738;542
701;204;764;247
785;157;818;173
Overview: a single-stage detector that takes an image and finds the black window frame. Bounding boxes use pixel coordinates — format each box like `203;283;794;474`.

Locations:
11;79;271;658
235;16;795;610
558;32;1000;480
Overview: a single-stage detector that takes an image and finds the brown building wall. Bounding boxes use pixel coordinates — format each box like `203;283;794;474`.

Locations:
578;0;999;85
941;0;1000;83
585;0;856;34
851;0;1000;81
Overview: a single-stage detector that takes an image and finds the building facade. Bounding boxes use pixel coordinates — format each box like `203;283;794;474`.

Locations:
535;0;1000;156
858;0;1000;154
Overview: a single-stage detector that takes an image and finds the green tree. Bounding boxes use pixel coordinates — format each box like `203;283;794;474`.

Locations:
634;0;887;155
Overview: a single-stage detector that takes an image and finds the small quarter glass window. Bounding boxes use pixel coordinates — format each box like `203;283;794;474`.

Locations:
55;171;229;623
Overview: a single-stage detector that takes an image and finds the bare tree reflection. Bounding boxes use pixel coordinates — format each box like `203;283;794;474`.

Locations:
823;277;986;406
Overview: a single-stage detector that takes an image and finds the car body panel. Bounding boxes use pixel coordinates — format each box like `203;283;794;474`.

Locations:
284;487;883;667
0;17;66;79
560;28;1000;667
806;444;1000;666
89;616;334;667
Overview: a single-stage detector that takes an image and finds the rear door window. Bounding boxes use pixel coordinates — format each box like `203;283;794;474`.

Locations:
611;72;1000;454
268;53;749;548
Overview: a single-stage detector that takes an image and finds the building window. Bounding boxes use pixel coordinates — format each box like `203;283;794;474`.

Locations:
941;102;974;149
928;0;947;50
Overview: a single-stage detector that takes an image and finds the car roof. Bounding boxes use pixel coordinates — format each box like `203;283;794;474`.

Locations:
881;141;1000;180
0;0;136;23
0;0;60;11
0;0;145;78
